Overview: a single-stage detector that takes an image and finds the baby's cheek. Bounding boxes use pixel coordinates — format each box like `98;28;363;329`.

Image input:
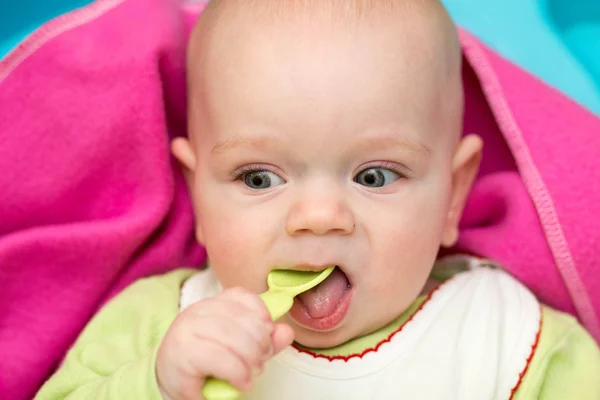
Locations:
372;226;437;290
204;216;266;289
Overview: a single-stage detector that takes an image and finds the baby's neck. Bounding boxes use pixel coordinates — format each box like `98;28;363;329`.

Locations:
420;277;442;296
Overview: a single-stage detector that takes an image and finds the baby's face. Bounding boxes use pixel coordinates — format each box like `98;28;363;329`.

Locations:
183;7;476;348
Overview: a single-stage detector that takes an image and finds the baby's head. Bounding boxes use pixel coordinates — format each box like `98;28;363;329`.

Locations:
174;0;482;348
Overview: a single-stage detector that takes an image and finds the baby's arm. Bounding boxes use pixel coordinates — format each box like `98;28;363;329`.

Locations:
513;307;600;400
35;269;194;400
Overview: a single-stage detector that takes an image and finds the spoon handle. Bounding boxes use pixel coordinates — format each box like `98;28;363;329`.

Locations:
202;291;294;400
202;379;241;400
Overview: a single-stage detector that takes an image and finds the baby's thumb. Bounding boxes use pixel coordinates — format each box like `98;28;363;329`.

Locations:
271;323;294;355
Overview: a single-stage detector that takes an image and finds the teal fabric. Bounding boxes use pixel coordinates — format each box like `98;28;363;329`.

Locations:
442;0;600;115
0;0;92;58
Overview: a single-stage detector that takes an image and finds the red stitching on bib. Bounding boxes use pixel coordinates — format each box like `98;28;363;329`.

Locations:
509;305;543;399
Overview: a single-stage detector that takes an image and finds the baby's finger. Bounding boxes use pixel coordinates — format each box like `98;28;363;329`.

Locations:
188;294;269;327
186;297;274;357
194;315;271;370
231;310;274;358
271;323;295;355
219;287;271;321
190;339;253;393
191;299;274;349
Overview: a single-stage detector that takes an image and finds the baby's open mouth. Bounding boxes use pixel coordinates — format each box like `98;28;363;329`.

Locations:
296;267;350;318
290;266;352;330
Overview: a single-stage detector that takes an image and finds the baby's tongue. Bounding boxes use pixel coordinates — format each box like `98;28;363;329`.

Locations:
296;268;348;318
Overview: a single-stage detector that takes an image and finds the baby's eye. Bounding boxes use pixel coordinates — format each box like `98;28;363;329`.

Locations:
243;171;285;189
354;168;400;188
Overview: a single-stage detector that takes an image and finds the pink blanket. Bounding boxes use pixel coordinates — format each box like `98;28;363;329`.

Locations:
0;0;598;398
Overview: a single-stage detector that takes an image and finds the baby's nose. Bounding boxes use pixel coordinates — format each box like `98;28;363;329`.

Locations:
286;193;355;236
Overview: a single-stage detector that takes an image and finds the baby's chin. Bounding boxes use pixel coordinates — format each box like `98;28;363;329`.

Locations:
292;330;353;350
289;302;417;350
290;319;377;350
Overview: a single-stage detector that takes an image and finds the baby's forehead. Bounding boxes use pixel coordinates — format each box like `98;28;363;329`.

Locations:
190;1;459;96
190;0;459;64
187;0;463;145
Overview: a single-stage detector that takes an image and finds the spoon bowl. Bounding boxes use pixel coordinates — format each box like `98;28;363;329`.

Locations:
267;267;335;293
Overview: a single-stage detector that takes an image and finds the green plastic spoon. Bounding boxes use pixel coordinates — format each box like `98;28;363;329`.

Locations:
202;266;335;400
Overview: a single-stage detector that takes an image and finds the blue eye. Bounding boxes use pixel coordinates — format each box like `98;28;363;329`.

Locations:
243;171;285;189
354;168;399;187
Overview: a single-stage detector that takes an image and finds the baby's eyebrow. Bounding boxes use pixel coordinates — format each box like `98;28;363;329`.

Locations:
211;135;431;156
211;137;271;155
356;136;432;156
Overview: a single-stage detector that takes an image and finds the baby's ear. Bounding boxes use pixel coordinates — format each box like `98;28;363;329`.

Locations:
171;137;197;189
171;137;206;244
441;134;483;247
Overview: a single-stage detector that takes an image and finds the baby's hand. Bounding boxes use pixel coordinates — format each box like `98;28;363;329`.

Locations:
156;287;294;400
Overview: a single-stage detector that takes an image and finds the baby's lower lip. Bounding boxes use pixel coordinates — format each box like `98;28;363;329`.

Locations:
288;287;353;331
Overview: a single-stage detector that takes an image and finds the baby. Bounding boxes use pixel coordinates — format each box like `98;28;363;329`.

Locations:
37;1;600;399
